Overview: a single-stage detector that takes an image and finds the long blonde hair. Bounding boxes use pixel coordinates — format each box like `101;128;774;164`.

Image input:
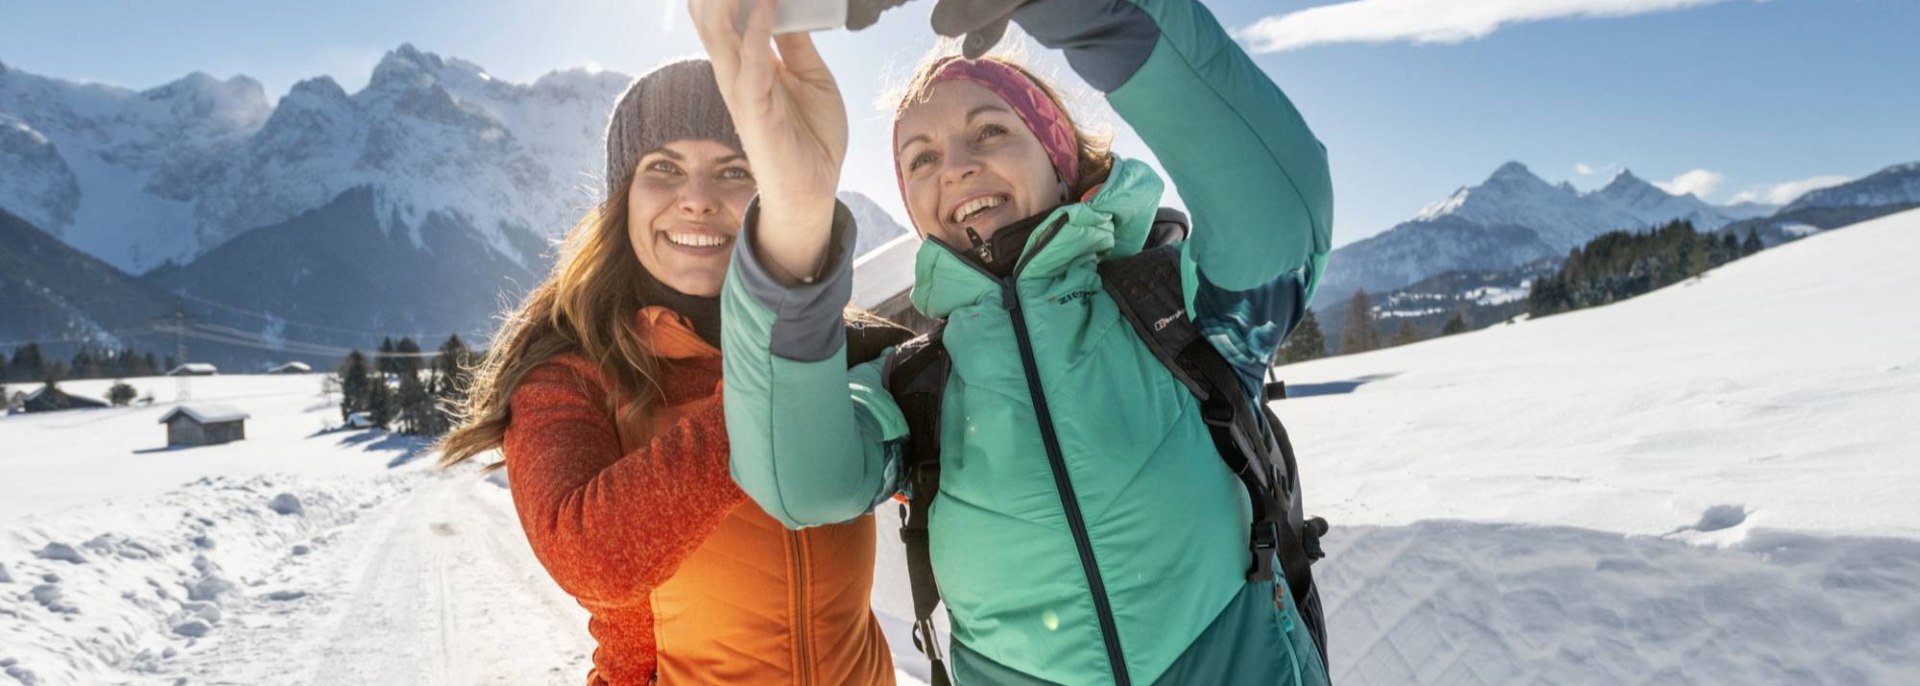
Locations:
438;188;663;470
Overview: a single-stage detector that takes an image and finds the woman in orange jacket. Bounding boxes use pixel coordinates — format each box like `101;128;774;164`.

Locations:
439;59;899;686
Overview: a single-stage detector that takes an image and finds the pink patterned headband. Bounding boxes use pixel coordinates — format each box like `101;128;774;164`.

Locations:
893;57;1081;202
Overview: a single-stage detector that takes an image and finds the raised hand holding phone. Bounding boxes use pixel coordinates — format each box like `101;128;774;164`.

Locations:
690;0;848;285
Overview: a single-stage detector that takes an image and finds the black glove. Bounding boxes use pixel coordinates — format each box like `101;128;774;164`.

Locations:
845;0;1025;60
845;0;913;31
930;0;1027;59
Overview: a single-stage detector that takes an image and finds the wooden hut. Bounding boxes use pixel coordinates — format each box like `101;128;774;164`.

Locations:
158;404;250;447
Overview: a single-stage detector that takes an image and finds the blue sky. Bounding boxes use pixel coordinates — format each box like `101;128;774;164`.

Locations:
3;0;1916;247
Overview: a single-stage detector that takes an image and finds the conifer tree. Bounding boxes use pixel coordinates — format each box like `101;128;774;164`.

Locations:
376;338;398;376
397;370;431;435
1281;310;1327;364
339;350;371;422
430;335;477;433
1441;311;1469;336
1390;321;1423;347
1339;290;1380;354
367;375;395;428
11;343;45;383
1742;227;1764;256
395;337;422;378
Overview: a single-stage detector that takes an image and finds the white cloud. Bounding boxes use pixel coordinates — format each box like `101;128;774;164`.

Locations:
1653;169;1724;199
1728;175;1854;206
1235;0;1742;53
1573;162;1619;177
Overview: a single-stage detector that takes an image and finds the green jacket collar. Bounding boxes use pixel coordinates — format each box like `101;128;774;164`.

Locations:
910;158;1165;318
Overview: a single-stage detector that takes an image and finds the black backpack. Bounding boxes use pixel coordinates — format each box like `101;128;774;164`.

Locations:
882;210;1329;685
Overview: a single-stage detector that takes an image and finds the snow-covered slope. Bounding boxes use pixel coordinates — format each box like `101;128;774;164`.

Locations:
1278;208;1920;683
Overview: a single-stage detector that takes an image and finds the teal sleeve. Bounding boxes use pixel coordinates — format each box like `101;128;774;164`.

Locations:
722;200;908;529
1016;0;1333;388
1016;0;1333;293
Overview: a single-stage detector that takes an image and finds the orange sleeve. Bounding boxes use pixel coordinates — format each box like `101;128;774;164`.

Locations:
502;359;747;606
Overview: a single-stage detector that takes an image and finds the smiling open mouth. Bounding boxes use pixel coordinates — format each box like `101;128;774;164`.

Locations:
951;194;1008;225
664;232;730;248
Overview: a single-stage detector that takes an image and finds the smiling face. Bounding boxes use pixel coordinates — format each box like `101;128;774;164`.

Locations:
896;80;1061;249
625;139;755;297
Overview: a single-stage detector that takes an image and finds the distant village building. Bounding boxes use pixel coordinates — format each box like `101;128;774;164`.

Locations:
268;361;312;374
167;363;220;376
159;405;250;447
19;386;109;413
345;411;376;429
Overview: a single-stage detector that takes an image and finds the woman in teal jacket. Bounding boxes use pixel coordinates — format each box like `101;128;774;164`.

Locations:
691;0;1332;682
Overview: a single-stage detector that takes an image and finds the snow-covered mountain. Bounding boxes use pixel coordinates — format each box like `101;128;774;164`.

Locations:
841;190;912;257
1781;161;1920;214
0;46;631;275
0;61;271;271
1315;162;1746;308
1412;163;1736;250
1;48;917;366
1719;161;1920;249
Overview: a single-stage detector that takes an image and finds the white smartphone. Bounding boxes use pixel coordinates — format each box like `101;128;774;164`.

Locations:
738;0;848;34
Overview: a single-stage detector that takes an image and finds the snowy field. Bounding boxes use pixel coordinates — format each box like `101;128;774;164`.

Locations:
2;209;1916;685
1282;208;1920;684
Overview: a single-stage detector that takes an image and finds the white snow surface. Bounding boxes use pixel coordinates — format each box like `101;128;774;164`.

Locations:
3;210;1916;685
1282;208;1920;684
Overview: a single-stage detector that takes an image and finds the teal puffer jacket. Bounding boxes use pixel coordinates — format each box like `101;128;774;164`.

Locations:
722;0;1333;682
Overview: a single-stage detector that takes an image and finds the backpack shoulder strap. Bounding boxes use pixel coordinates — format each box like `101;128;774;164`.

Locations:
1096;244;1311;586
882;324;954;686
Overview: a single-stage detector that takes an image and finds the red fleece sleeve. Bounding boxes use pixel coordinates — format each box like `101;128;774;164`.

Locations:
502;360;747;606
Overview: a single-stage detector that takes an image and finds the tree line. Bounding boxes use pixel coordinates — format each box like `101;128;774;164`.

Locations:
333;335;478;437
1527;221;1763;318
3;342;176;384
1278;290;1476;364
1276;221;1765;366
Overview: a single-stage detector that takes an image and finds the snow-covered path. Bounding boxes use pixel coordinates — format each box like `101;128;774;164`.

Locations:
169;471;592;685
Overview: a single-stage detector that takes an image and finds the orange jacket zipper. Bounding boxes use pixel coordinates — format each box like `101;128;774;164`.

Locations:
789;529;813;686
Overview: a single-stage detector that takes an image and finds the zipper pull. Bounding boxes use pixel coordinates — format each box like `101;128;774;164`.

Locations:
965;226;994;265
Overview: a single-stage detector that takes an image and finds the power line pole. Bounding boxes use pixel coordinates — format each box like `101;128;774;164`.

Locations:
153;299;194;401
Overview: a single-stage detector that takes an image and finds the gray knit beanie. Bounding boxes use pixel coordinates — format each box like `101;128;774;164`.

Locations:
603;58;743;201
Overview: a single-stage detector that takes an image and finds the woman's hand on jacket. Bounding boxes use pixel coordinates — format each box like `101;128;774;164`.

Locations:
689;0;847;285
